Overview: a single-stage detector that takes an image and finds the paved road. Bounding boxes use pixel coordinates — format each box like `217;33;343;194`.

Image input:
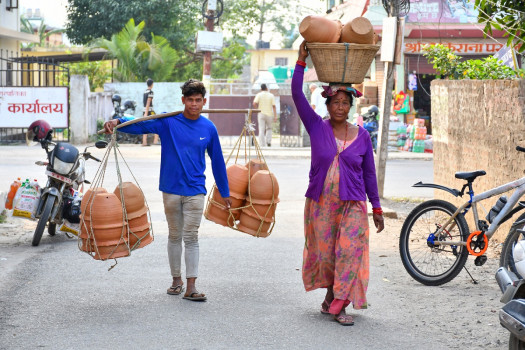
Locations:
0;145;505;349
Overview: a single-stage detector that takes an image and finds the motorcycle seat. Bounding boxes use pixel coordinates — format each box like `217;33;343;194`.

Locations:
455;170;486;182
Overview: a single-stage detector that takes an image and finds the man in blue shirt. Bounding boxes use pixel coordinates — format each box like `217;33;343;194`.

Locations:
104;79;231;301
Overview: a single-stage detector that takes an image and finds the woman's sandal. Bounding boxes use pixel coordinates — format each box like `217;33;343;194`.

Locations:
334;314;354;326
320;299;331;314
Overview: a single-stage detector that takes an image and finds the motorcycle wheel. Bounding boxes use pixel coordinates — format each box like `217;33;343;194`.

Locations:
48;223;56;236
500;212;525;279
32;195;56;246
509;334;525;350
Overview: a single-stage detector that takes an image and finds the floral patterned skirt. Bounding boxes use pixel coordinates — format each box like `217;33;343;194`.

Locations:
302;140;369;313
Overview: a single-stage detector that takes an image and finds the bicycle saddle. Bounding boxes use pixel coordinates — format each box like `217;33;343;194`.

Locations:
455;170;486;182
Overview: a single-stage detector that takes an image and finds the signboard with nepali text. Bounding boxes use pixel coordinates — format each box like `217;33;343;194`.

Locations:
0;87;68;128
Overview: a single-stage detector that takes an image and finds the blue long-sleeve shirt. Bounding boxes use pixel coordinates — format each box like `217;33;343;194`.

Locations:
118;113;230;198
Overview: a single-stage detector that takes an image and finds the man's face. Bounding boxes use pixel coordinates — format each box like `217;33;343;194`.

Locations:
182;93;206;117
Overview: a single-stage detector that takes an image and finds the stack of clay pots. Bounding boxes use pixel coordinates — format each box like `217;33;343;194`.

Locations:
299;15;376;45
238;168;279;238
205;159;279;238
79;182;152;260
205;164;248;227
80;188;130;260
113;182;153;250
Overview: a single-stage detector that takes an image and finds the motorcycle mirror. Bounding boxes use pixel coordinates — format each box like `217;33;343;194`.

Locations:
95;140;108;149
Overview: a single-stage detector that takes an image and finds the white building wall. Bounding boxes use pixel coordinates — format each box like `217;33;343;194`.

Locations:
104;82;186;118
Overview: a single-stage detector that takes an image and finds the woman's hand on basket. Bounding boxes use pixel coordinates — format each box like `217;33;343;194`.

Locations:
373;213;384;233
103;119;119;134
298;40;308;62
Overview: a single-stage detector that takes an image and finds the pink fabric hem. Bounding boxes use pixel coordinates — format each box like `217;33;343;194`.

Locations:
329;299;350;315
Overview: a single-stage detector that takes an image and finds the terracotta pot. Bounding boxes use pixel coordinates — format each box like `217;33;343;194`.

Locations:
212;187;243;219
245;159;268;177
113;182;147;217
340;17;374;44
80;238;94;252
129;224;153;250
92;241;131;260
227;164;249;199
128;212;149;233
81;187;107;217
84;193;126;246
237;212;272;237
242;201;276;222
204;202;235;227
248;170;280;204
299;16;342;43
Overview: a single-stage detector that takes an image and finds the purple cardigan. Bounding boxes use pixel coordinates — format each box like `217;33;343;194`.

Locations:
292;64;381;208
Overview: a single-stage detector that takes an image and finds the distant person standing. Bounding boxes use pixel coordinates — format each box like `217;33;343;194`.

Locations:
253;83;277;147
309;83;328;119
142;78;159;146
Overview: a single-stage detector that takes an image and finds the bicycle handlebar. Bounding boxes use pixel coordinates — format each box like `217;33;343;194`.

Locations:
517;146;525;153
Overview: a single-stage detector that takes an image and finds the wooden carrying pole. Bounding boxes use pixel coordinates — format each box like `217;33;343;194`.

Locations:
97;109;261;134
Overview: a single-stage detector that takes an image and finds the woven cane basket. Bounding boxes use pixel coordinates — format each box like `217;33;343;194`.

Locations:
306;42;380;84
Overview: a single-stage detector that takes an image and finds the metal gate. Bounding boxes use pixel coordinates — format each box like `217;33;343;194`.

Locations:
0;50;69;144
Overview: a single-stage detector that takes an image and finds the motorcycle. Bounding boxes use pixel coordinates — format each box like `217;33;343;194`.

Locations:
496;236;525;349
110;94;141;144
27;120;108;246
362;105;379;152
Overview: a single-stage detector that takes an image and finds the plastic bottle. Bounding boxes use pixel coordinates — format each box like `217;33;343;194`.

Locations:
5;178;21;210
30;179;40;193
486;196;507;223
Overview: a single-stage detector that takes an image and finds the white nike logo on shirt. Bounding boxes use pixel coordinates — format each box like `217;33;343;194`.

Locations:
200;137;206;140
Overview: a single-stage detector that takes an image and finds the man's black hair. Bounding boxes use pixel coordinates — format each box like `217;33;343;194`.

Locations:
181;79;206;97
261;83;268;91
146;78;154;87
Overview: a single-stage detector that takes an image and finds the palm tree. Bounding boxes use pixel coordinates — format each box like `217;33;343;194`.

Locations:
92;19;178;82
19;15;64;48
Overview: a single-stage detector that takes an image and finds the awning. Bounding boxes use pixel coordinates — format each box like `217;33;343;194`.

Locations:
18;50;109;63
0;26;39;43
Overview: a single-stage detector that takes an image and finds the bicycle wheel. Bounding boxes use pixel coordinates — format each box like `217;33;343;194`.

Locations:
500;212;525;279
400;199;470;286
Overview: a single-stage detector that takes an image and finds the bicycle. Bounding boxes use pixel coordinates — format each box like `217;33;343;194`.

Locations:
399;146;525;286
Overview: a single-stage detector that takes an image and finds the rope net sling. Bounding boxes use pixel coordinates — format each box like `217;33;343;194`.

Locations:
204;112;279;238
78;134;154;265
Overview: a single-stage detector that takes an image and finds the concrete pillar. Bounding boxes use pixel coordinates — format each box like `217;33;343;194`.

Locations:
70;75;90;145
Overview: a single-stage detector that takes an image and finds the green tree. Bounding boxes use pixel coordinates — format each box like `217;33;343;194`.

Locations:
66;59;112;91
475;0;525;53
92;19;178;82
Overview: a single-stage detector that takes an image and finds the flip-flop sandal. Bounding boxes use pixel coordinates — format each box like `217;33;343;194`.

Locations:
183;292;207;302
335;314;354;326
167;284;184;295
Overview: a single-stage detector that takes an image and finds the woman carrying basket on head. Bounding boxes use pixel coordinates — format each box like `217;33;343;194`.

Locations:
292;41;384;326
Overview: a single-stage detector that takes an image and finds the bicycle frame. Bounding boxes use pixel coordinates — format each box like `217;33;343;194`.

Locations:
436;176;525;247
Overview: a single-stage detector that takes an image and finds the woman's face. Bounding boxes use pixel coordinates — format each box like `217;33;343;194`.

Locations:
328;91;351;122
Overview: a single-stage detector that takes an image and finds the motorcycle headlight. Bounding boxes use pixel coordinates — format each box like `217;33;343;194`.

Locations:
53;157;75;175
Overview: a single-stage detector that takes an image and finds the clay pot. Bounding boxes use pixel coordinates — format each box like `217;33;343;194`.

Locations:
299;16;342;43
93;241;131;260
248;170;280;204
237;212;272;237
204;202;235;227
128;212;149;233
340;17;374;44
227;164;249;199
113;182;146;217
212;187;243;220
242;201;276;222
245;159;268;177
81;187;107;217
129;223;153;250
88;193;127;245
